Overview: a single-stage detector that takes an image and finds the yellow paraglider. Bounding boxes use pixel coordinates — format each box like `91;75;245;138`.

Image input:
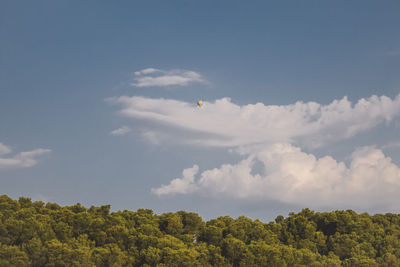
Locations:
197;100;203;107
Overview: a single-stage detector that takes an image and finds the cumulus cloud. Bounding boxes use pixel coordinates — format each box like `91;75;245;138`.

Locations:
132;68;205;87
110;93;400;208
0;142;51;170
111;94;400;148
152;144;400;208
0;143;12;156
110;126;131;136
152;165;199;196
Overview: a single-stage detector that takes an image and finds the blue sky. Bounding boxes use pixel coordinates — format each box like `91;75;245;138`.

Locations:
1;1;400;221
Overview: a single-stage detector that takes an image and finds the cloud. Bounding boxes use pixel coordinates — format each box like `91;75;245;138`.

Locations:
152;144;400;209
0;142;51;170
110;93;400;208
141;130;164;145
0;143;12;156
152;165;199;196
132;68;205;87
110;126;131;136
381;141;400;149
111;94;400;148
134;68;162;75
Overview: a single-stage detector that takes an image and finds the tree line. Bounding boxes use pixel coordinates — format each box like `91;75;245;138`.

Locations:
1;194;400;266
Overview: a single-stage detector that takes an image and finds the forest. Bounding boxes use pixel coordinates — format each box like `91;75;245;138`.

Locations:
1;195;400;266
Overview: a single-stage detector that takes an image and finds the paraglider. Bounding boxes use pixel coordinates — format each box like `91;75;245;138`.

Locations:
197;100;203;107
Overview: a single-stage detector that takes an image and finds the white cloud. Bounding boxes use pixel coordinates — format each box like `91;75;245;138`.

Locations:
152;165;199;196
110;93;400;208
134;68;162;76
0;142;51;170
141;130;164;145
111;94;400;148
132;68;205;87
110;126;131;136
0;143;12;156
152;144;400;208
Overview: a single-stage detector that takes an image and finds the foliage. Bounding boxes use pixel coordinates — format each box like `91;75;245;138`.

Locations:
1;195;400;266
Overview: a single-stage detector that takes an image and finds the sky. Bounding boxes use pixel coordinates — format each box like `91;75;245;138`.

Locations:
1;0;400;222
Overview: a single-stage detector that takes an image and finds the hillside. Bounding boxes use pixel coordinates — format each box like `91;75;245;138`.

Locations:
1;195;399;266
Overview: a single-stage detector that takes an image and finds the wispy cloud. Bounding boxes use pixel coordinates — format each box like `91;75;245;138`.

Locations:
0;142;51;170
132;68;205;87
141;130;164;145
110;126;131;136
111;94;400;148
134;68;162;76
381;141;400;149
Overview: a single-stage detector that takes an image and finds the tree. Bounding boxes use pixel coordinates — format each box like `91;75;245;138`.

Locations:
2;194;400;266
